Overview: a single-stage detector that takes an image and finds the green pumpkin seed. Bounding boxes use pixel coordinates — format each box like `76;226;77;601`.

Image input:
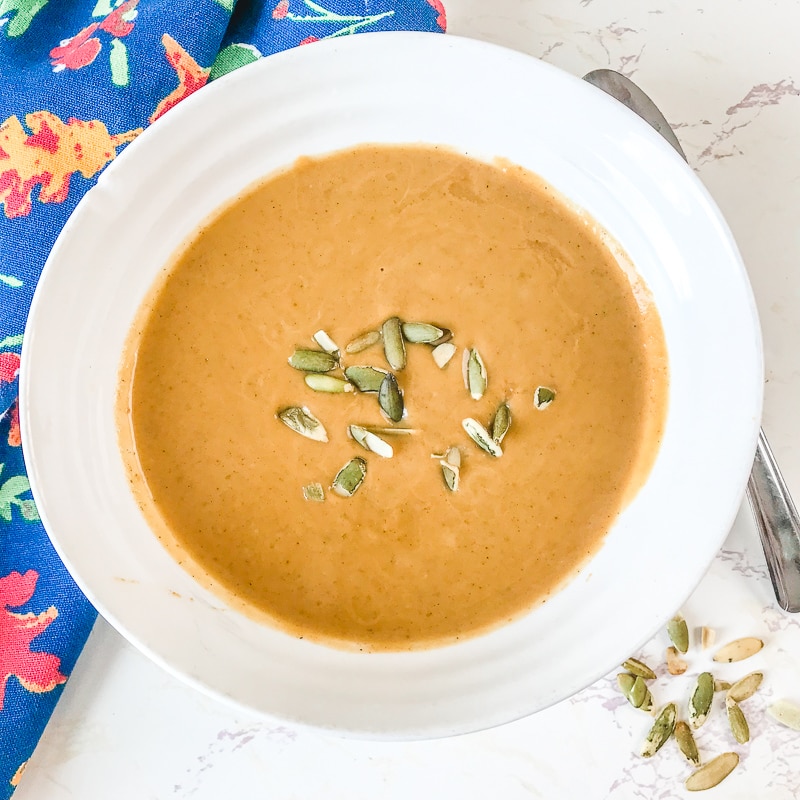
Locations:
277;406;328;442
331;457;367;497
689;672;714;729
726;696;750;743
667;614;689;653
640;702;676;758
432;342;457;368
714;679;732;693
462;418;502;457
674;721;700;766
302;483;325;502
622;658;657;681
617;673;652;711
685;752;738;792
344;365;388;392
381;317;406;371
288;348;338;373
767;699;800;730
534;386;556;410
312;330;339;355
348;425;393;458
490;401;512;444
304;374;353;393
440;449;460;492
466;348;487;400
713;637;763;663
345;330;381;354
727;671;763;702
401;322;452;345
378;373;404;422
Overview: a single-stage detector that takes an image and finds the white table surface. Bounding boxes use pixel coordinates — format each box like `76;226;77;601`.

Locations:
16;2;800;797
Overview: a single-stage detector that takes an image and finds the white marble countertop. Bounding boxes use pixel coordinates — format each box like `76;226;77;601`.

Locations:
16;1;800;797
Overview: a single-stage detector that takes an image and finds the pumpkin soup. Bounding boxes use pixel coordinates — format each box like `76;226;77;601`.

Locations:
117;145;668;650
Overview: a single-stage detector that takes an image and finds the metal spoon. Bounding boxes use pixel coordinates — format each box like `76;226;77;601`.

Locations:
583;68;800;612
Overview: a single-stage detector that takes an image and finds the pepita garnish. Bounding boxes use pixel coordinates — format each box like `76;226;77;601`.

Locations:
534;385;556;410
617;673;652;711
331;457;367;497
363;426;417;436
348;425;393;458
622;657;657;681
727;671;763;702
766;698;800;730
462;418;502;457
674;721;700;766
640;702;676;758
689;672;714;729
701;626;716;650
277;406;328;442
466;348;487;400
344;365;388;392
288;348;338;373
345;329;381;354
714;679;732;693
302;482;325;502
378;372;404;422
401;322;452;345
490;401;512;445
381;317;406;371
684;752;739;792
667;614;689;654
440;448;460;492
713;637;763;663
432;342;457;368
304;374;353;393
666;646;688;675
725;696;750;743
312;329;340;355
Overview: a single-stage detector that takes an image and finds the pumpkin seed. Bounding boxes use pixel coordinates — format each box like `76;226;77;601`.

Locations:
432;342;457;368
363;426;417;436
345;330;381;354
381;317;406;370
444;446;461;468
304;374;353;393
666;646;688;675
440;459;460;492
490;401;512;444
534;386;556;410
727;671;763;702
348;425;393;458
714;679;732;693
312;329;339;355
674;721;700;766
617;673;652;711
331;457;367;497
344;365;388;392
713;637;763;663
685;752;739;792
302;482;325;502
667;614;689;653
701;626;716;650
462;418;502;457
622;658;656;681
767;699;800;730
725;696;750;743
378;373;404;422
466;348;487;400
689;672;714;729
401;322;452;345
288;348;338;373
277;406;328;442
640;702;676;758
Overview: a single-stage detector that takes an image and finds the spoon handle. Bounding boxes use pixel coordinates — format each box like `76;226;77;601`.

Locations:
747;429;800;612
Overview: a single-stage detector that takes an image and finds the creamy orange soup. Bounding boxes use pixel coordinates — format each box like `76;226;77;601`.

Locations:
118;145;668;650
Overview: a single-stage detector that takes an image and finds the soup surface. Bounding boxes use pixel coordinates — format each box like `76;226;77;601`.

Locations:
119;145;668;650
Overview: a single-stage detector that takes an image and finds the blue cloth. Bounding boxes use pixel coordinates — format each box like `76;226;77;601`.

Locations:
0;1;445;795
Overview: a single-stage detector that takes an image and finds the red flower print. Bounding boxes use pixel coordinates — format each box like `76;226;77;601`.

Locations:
99;0;138;37
8;402;20;447
426;0;447;31
49;24;102;71
273;0;289;19
298;35;320;45
0;570;67;711
149;34;210;123
0;352;20;383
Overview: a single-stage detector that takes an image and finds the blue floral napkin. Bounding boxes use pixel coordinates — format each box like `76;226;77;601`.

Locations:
0;2;446;795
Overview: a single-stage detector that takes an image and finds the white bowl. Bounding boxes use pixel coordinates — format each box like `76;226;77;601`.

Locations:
20;32;762;739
